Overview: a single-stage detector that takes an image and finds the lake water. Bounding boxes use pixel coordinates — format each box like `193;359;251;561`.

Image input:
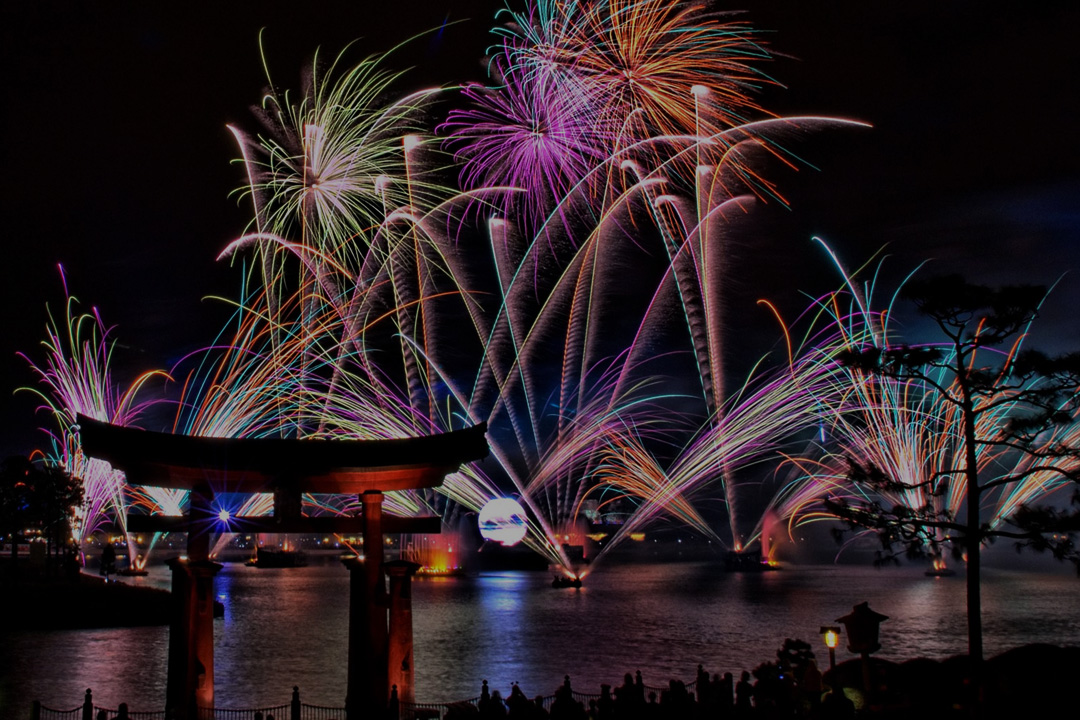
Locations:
3;560;1079;717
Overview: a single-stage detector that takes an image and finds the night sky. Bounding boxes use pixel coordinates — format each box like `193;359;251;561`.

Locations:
3;1;1079;459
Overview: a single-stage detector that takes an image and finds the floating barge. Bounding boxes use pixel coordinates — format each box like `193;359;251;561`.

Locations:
723;550;779;572
246;547;308;568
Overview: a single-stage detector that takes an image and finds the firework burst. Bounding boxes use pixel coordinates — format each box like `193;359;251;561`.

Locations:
19;269;167;558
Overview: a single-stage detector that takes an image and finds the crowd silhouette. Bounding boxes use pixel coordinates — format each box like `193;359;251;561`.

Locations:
445;652;857;720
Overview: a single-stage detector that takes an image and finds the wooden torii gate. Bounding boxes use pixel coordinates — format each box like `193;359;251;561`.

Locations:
77;414;488;720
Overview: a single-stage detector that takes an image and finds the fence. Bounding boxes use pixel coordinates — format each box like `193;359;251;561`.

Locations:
196;704;291;720
32;688;303;720
33;681;698;720
33;690;169;720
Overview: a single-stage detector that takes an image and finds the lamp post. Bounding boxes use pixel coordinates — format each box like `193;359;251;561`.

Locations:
820;626;841;672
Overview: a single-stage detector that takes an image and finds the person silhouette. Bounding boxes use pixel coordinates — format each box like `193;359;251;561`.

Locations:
735;671;753;716
100;542;116;579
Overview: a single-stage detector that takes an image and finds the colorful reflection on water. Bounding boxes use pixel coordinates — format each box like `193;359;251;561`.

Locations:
3;560;1079;716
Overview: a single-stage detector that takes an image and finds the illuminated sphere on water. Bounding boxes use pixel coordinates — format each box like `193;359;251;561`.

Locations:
478;498;528;546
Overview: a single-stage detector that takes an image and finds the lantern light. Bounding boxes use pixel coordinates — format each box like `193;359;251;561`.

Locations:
820;625;841;671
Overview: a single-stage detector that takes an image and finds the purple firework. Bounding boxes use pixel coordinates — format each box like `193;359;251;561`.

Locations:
441;51;604;236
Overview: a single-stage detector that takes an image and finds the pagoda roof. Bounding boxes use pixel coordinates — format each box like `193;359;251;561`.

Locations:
76;414;488;494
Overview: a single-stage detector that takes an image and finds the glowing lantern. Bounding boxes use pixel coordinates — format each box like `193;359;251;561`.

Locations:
822;626;840;650
478;498;528;546
820;625;841;671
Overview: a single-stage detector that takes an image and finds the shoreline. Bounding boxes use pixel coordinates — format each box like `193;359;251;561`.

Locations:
0;570;171;630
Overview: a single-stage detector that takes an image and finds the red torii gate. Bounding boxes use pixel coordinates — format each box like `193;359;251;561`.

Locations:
77;414;488;720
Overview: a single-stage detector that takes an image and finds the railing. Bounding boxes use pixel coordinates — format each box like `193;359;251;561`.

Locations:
33;703;82;720
30;690;302;720
34;680;700;720
196;704;290;720
32;700;168;720
294;704;345;720
400;701;452;720
95;709;168;720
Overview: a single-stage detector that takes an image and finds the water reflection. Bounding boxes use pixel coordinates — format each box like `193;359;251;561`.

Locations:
3;562;1078;718
480;573;528;613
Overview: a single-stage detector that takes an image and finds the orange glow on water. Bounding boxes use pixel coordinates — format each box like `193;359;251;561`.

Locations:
764;538;780;567
403;533;464;575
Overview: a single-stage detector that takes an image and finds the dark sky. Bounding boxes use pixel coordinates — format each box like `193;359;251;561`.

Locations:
3;1;1079;459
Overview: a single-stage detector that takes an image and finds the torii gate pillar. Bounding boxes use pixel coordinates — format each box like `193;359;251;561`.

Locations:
386;560;421;707
165;558;222;719
165;485;221;720
345;490;390;720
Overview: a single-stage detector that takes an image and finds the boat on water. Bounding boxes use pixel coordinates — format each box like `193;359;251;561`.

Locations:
925;558;957;577
551;575;583;588
117;567;149;577
723;550;779;572
246;547;308;568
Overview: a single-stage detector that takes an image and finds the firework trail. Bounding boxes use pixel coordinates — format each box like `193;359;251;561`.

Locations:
442;55;602;238
441;0;867;551
23;5;975;581
228;32;455;439
230;35;445;292
19;268;167;563
497;0;775;153
784;245;1080;567
218;137;684;571
773;249;974;562
445;0;778;235
176;9;869;572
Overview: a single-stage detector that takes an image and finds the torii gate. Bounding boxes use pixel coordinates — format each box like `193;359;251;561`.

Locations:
77;414;488;720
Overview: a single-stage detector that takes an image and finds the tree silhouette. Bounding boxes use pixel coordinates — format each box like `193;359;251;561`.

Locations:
825;275;1080;664
0;455;82;573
